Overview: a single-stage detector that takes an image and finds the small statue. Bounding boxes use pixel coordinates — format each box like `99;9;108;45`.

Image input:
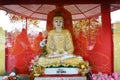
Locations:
38;12;83;67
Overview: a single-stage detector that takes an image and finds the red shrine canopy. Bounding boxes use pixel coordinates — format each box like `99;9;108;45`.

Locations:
0;4;120;20
0;0;120;74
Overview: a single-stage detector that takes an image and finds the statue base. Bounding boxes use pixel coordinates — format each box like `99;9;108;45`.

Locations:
34;76;87;80
44;67;79;75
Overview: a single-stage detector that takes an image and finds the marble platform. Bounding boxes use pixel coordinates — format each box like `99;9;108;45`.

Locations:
34;76;86;80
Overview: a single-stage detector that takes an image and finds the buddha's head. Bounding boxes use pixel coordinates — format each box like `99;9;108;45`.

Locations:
53;11;64;32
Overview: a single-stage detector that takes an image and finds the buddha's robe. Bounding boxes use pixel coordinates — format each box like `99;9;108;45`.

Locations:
38;29;83;67
46;29;74;55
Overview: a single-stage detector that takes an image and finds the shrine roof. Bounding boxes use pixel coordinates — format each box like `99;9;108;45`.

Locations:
0;0;120;20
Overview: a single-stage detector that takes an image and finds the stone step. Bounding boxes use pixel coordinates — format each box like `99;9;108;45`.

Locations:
34;76;87;80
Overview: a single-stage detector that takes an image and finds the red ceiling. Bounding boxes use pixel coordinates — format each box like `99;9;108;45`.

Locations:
0;0;120;20
0;0;120;5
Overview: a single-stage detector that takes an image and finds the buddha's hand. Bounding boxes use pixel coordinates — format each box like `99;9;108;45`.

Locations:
48;52;61;57
53;51;67;57
62;52;68;56
53;52;59;55
47;52;59;57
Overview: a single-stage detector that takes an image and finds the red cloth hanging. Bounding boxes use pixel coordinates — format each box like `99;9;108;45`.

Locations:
32;32;44;54
7;29;37;74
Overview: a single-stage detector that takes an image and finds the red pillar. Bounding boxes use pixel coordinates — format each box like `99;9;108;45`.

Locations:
88;3;113;74
101;3;113;73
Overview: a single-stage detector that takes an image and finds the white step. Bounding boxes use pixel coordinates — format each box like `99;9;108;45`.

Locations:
34;76;87;80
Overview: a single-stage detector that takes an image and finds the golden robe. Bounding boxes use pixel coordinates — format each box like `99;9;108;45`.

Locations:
38;29;83;67
46;29;74;55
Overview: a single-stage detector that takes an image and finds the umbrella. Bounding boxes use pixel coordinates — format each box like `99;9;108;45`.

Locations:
0;4;120;20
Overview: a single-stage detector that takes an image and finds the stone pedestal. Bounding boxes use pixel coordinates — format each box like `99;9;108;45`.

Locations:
34;76;86;80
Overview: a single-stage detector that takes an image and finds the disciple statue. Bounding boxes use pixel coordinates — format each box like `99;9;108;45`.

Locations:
38;12;83;67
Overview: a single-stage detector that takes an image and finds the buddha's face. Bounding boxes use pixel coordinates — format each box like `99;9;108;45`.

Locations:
53;16;63;28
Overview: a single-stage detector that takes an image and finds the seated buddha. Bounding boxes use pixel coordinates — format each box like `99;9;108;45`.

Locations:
38;12;83;67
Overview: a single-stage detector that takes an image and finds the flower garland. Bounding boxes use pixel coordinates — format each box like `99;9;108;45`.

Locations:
29;53;44;76
29;39;47;76
39;39;47;57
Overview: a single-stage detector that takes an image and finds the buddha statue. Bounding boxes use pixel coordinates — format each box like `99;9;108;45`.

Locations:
38;12;83;67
